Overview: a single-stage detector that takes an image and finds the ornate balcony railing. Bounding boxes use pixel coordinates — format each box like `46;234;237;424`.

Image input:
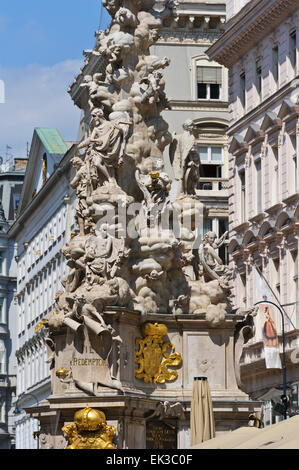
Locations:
198;178;229;191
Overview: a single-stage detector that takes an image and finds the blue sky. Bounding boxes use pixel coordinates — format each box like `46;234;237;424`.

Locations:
0;0;111;67
0;1;111;158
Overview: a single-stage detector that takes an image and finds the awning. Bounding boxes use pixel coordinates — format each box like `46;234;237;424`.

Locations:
191;415;299;449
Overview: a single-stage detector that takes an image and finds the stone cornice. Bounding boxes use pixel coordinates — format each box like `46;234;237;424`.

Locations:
157;30;222;45
169;99;229;112
207;0;299;68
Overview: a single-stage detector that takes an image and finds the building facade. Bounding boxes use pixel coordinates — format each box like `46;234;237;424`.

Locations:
208;0;299;425
10;129;77;449
152;0;230;259
0;158;27;449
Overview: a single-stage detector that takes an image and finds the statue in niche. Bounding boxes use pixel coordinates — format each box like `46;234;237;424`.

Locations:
198;231;232;289
77;108;132;187
169;119;201;197
70;157;91;236
84;223;129;287
135;168;171;230
61;236;86;292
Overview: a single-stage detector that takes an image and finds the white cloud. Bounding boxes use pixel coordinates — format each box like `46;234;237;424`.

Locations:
0;59;83;157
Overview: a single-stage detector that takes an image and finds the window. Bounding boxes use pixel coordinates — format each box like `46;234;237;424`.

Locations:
240;170;246;223
0;298;4;324
198;146;223;188
240;274;247;306
291;251;299;327
42;153;47;185
273;146;279;203
256;58;262;98
199;146;223;163
197;66;222;100
273;45;279;85
240;71;246;108
255;159;262;213
273;258;280;299
14;194;20;216
291;135;297;193
218;218;229;264
0;340;5;374
203;218;213;236
290;30;297;69
0;254;3;275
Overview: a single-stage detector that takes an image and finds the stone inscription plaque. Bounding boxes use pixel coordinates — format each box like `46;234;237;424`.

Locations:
70;327;112;385
146;421;177;449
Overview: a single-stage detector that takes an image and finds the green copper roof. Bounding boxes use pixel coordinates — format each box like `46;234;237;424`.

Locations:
35;128;68;155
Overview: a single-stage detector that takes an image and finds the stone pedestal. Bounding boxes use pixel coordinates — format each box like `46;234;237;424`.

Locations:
27;310;261;449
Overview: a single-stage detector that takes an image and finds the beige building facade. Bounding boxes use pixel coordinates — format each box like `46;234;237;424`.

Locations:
208;0;299;425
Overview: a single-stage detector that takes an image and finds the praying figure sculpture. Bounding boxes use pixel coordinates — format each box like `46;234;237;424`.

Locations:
169;119;201;197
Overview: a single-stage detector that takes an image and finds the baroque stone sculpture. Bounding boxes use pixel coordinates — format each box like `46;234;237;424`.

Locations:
43;0;251;410
45;0;236;380
29;1;263;450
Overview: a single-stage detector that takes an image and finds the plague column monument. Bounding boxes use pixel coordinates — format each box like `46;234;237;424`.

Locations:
30;0;260;449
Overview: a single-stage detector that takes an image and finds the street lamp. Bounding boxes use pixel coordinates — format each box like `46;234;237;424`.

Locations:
254;300;288;420
13;392;40;449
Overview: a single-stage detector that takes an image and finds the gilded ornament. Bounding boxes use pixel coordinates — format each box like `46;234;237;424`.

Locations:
55;367;70;380
150;171;160;180
62;406;116;449
34;319;48;333
135;323;182;384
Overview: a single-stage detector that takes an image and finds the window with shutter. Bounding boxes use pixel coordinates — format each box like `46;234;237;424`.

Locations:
196;66;222;100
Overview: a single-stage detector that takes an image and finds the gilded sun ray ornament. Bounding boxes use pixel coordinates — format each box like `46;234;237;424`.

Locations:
135;323;182;384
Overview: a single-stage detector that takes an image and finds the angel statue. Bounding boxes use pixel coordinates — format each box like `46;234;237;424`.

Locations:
198;231;232;289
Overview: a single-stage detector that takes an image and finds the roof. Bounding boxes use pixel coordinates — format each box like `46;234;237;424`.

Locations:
191;415;299;449
35;128;69;155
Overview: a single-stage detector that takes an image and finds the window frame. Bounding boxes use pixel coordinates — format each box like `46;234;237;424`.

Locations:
272;44;279;86
290;29;297;70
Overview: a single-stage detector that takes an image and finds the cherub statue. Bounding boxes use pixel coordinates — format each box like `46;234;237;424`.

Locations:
80;72;112;112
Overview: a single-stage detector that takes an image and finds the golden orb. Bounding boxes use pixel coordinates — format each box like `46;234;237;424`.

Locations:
74;406;106;432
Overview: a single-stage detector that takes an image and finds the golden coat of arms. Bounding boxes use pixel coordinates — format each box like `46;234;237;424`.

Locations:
135;323;182;384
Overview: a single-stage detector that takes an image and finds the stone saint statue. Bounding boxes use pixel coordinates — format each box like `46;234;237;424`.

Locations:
169;119;200;197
